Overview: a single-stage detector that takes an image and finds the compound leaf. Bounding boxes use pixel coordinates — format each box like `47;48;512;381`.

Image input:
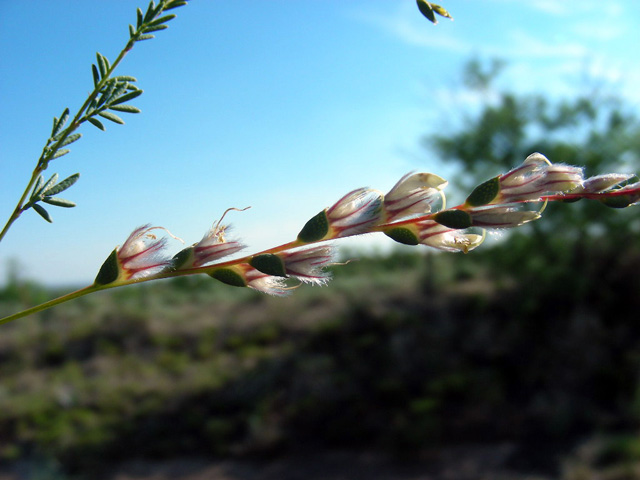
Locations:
96;52;109;78
33;203;53;223
51;149;70;160
143;24;168;33
60;133;82;147
98;111;125;125
42;197;76;208
109;89;143;106
88;117;105;131
43;173;80;196
109;104;141;114
51;108;70;138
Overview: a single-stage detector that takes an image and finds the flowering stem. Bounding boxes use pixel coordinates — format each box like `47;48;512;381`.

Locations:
2;162;639;326
0;240;304;325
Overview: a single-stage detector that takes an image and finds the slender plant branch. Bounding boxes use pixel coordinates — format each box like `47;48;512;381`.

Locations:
0;0;188;244
0;51;126;243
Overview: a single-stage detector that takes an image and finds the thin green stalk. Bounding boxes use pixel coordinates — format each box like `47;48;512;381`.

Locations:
0;285;100;326
0;238;305;325
0;177;37;243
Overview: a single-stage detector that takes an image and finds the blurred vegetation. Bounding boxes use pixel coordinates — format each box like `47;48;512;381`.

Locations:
1;60;640;479
1;244;640;478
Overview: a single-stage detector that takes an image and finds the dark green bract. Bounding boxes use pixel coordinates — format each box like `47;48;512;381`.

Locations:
210;268;247;287
94;249;120;285
297;210;330;243
250;254;287;277
601;195;633;209
466;176;500;207
434;210;472;229
384;227;420;246
171;247;194;270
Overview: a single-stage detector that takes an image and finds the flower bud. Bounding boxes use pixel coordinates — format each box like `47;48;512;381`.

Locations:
465;176;500;207
383;226;420;246
249;254;287;277
433;209;472;229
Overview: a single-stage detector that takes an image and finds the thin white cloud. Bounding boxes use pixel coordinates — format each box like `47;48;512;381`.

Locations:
526;0;573;16
348;2;471;53
349;0;640;115
570;21;624;42
498;30;588;58
490;0;623;17
350;1;594;61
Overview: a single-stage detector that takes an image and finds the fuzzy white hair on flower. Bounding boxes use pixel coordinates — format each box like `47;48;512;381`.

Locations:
172;207;249;270
281;246;336;286
118;225;181;280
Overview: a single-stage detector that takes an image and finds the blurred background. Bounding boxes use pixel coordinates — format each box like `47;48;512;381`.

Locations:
1;1;640;479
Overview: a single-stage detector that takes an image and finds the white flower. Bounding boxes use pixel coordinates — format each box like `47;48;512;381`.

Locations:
417;220;484;253
327;188;384;238
572;173;635;194
469;205;541;228
243;266;290;296
191;225;245;267
172;208;248;270
497;153;583;203
280;246;335;285
118;225;173;280
383;172;447;221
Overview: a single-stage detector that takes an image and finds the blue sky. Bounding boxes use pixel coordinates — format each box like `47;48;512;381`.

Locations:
1;0;639;286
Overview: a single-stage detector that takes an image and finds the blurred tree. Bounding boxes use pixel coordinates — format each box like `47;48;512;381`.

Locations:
415;60;640;445
427;58;640;288
430;58;640;234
